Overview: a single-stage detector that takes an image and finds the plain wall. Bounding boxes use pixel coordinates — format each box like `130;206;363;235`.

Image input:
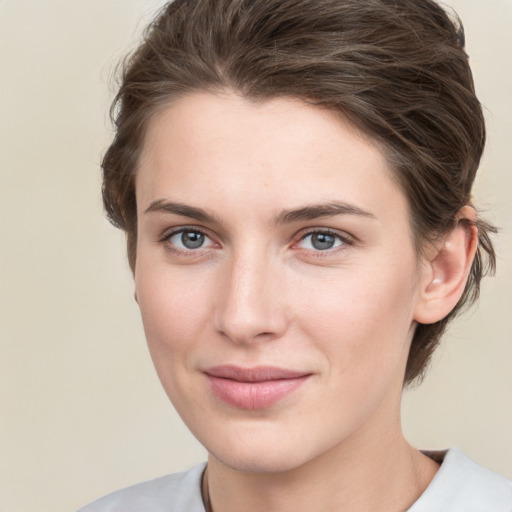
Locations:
0;1;510;511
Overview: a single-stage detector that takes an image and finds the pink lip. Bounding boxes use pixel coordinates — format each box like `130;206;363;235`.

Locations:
204;365;311;410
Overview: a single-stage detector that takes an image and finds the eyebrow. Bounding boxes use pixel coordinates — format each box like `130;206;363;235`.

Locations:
274;201;375;224
145;199;375;225
144;199;220;224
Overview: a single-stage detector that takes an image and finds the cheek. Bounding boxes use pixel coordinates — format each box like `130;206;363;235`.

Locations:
134;263;216;415
293;259;418;376
135;262;212;358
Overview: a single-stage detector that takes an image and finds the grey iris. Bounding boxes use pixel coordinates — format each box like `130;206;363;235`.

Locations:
181;231;205;249
312;233;336;250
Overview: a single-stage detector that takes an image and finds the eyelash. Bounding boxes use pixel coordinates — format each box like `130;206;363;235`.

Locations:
294;229;354;256
159;227;217;256
158;227;354;257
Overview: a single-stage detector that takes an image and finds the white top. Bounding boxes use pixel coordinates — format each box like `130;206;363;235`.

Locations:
78;447;512;512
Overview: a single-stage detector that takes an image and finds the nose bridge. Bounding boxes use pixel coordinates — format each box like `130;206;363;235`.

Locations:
215;245;287;343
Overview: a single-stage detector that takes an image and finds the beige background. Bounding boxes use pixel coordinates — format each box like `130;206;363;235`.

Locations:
0;1;510;511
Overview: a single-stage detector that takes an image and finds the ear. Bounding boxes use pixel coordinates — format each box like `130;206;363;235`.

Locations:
413;206;478;324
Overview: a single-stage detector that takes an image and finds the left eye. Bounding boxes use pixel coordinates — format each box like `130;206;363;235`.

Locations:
298;232;345;251
168;229;214;250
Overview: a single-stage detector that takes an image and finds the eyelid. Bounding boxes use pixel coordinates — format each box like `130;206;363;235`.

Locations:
159;225;220;253
292;227;355;252
159;225;207;241
157;225;355;257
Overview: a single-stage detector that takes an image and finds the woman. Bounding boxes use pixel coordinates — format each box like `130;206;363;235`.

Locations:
79;0;511;510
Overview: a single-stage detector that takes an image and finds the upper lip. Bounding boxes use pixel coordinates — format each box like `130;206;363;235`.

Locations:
204;365;310;382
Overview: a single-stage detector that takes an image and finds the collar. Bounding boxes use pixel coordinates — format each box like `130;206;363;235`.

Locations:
408;447;512;511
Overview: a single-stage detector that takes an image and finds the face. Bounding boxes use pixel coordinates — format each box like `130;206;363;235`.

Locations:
135;91;424;473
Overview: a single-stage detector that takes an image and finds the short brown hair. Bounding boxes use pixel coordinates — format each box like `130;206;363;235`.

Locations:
102;0;496;385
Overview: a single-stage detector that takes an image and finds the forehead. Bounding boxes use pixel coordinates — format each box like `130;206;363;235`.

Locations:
136;90;409;228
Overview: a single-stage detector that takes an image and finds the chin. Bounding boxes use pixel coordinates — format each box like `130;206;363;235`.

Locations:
209;445;310;474
197;419;331;475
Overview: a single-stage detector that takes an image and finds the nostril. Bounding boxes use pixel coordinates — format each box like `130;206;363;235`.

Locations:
215;314;287;345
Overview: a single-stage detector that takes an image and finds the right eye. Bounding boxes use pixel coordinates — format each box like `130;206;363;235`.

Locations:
164;229;216;251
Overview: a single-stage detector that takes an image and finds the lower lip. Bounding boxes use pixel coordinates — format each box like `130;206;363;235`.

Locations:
206;375;309;410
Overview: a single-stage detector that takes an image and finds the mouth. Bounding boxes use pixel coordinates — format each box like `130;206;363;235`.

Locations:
204;365;311;410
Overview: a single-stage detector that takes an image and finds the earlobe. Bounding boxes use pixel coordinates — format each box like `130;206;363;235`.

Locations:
414;206;478;324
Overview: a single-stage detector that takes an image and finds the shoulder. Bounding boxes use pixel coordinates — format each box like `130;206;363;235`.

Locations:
409;447;512;512
77;462;207;512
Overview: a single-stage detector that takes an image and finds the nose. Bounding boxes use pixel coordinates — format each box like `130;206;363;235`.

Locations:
213;251;289;345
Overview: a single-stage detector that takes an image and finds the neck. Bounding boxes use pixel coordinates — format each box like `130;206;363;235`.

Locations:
205;426;439;512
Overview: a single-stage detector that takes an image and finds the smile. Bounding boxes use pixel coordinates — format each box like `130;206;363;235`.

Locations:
204;365;311;410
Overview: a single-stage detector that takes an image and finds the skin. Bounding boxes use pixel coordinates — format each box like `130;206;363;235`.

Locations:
134;91;477;512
